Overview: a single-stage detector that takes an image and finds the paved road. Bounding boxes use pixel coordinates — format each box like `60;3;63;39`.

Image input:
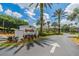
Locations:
0;33;79;56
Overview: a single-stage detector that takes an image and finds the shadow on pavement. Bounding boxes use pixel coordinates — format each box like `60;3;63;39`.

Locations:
33;40;44;47
6;44;18;51
26;42;34;50
0;44;12;50
26;38;53;50
0;38;53;55
13;44;24;55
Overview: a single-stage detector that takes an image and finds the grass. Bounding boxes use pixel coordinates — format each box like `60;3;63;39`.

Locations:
39;31;63;36
69;32;79;35
72;38;79;43
0;42;16;47
70;35;79;45
0;39;26;47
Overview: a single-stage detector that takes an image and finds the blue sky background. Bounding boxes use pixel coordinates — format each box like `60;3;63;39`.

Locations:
0;3;70;25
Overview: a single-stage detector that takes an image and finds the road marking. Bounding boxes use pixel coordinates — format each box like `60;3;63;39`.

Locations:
50;43;60;54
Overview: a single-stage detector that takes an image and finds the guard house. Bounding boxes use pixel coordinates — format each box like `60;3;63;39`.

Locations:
15;25;38;40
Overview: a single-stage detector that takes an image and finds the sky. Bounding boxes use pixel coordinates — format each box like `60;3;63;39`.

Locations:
0;3;79;27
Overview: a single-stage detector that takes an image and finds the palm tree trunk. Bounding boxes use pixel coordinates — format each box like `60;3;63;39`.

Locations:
58;16;61;34
40;3;44;33
3;20;5;33
47;22;50;32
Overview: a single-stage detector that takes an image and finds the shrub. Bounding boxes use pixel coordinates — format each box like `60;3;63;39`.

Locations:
39;32;54;36
7;36;18;43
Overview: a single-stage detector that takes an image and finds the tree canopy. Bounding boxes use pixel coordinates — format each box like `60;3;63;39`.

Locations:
0;14;28;30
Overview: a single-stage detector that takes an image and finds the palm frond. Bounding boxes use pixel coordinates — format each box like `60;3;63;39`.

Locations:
47;3;52;9
44;4;47;9
29;3;33;7
35;3;39;8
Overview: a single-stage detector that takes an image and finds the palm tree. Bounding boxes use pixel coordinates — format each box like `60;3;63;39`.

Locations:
67;8;79;21
52;8;66;34
29;3;52;33
67;8;79;33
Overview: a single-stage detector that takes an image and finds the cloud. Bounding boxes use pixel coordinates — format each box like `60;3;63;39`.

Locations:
15;3;37;12
16;3;37;20
5;9;22;18
25;9;35;16
15;3;40;24
16;3;40;18
12;12;22;18
65;4;79;14
16;3;39;9
0;4;3;12
30;12;51;28
5;9;12;15
43;13;51;23
44;13;50;20
25;9;36;20
61;20;79;27
15;3;29;9
61;19;76;26
32;23;40;28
